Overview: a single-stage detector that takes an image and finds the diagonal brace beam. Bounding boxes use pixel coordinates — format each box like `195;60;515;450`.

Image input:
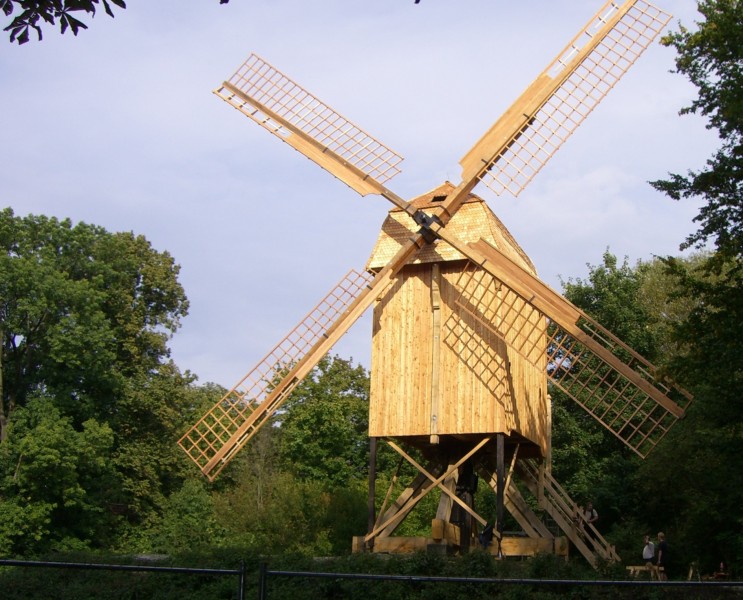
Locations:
365;438;491;542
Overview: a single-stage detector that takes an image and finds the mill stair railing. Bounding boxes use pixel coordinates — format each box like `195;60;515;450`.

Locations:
516;458;620;568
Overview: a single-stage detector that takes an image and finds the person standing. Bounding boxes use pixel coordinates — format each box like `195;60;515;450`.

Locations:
656;532;669;580
642;534;655;564
582;501;599;527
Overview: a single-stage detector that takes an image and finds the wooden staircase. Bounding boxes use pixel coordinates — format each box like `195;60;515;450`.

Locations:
513;458;619;567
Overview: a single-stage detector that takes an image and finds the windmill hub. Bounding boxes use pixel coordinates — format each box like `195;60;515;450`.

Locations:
412;209;443;244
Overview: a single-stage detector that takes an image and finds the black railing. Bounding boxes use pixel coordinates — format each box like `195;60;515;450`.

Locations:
258;564;743;600
3;557;742;599
0;558;245;600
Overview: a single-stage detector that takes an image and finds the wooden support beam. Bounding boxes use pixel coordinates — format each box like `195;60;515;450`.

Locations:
377;469;436;537
434;464;458;522
495;433;505;554
387;440;490;529
496;537;569;558
429;263;442;444
375;456;404;529
369;537;430;554
431;519;461;545
365;438;491;543
367;436;377;545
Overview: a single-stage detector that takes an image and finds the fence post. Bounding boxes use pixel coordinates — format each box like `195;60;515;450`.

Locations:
237;560;245;600
258;561;267;600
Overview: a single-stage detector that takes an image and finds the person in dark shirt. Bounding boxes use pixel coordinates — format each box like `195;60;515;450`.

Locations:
582;502;598;527
656;532;669;580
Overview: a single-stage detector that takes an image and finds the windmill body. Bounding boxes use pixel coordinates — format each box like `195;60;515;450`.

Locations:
367;183;549;457
180;0;692;566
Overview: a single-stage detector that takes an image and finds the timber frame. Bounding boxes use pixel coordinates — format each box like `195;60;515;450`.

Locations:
354;437;618;567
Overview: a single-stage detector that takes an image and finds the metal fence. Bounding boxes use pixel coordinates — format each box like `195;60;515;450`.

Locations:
3;558;742;599
258;564;743;600
0;558;245;600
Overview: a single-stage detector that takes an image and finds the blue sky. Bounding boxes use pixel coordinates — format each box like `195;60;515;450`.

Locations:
1;1;715;388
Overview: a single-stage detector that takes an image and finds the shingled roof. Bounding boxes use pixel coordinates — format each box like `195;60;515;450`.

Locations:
365;181;536;274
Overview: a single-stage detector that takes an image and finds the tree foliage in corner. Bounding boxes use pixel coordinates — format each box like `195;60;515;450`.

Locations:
3;0;230;44
650;0;743;426
2;0;126;44
651;0;743;262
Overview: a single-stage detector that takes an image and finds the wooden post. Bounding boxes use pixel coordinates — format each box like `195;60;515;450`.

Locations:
455;460;476;552
496;433;505;556
367;436;377;550
429;264;441;445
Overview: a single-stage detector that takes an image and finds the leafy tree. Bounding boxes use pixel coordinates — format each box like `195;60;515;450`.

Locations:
633;254;705;363
633;255;743;573
0;394;116;555
561;251;659;359
3;0;230;44
214;464;340;555
149;478;225;554
110;365;208;526
276;355;371;487
0;208;189;441
651;0;743;263
647;0;743;430
647;2;743;571
0;208;206;553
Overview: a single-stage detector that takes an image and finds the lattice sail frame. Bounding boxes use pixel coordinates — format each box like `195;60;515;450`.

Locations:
450;260;691;458
214;54;403;195
476;0;671;197
179;269;373;480
545;317;691;457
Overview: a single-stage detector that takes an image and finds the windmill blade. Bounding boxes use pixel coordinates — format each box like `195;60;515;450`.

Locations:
180;235;429;480
214;54;405;202
440;233;691;459
178;268;372;480
458;0;671;198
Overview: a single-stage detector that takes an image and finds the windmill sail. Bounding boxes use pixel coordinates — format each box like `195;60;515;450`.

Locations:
459;0;671;198
214;54;404;198
179;269;373;480
448;239;691;458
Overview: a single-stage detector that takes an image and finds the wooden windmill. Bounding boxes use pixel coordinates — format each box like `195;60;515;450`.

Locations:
179;0;691;566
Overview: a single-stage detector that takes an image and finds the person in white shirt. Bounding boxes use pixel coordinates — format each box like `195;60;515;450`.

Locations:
642;534;655;564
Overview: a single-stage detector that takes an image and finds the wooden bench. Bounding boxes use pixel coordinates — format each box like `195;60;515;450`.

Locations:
627;565;663;579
